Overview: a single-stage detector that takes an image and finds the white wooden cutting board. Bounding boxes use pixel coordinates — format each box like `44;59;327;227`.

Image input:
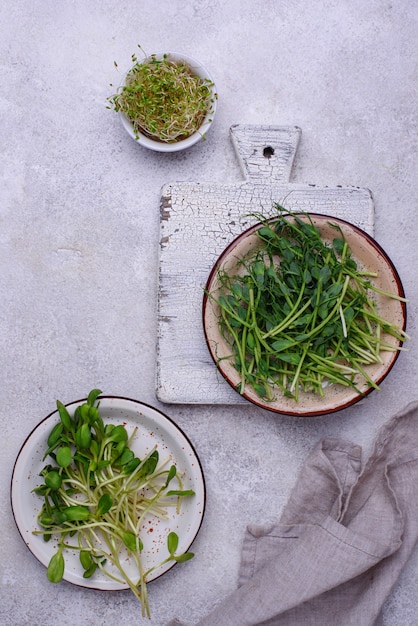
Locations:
156;125;375;404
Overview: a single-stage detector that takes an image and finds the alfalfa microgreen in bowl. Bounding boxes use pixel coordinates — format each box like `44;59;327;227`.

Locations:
108;47;217;152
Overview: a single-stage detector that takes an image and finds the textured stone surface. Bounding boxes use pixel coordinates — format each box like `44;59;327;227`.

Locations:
2;2;418;625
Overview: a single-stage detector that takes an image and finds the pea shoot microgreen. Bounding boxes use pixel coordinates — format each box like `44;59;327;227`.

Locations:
33;390;195;618
210;206;409;402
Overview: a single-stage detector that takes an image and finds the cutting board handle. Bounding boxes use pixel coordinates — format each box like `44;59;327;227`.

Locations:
230;124;301;183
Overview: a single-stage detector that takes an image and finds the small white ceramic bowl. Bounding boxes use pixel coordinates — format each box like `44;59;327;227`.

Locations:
118;51;217;152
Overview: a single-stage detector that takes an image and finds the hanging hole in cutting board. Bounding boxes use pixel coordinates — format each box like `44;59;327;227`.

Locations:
263;146;275;158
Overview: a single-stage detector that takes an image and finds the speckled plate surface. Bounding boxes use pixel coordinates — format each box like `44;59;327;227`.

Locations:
11;396;205;589
203;214;407;416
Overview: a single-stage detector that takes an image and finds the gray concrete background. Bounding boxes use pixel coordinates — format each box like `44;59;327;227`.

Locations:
1;1;418;624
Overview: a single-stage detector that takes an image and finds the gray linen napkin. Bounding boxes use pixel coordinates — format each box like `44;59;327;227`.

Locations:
172;400;418;625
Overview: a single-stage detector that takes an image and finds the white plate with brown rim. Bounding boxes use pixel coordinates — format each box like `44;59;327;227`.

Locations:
11;396;206;589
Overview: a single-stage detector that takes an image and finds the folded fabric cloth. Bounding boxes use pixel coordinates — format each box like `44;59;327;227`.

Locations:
171;400;418;625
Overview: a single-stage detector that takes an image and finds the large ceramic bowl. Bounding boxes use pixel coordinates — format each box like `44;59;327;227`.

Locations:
118;51;217;152
203;214;407;416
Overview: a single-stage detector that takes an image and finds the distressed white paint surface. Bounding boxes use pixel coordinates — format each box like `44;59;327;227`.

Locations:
157;125;375;404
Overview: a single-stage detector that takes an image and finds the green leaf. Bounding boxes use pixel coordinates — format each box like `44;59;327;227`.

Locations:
231;282;243;299
279;282;290;297
47;550;65;583
142;450;159;475
167;531;179;555
246;332;256;350
87;388;102;406
218;294;228;310
93;416;105;438
80;550;93;570
88;406;99;424
39;514;54;527
121;531;142;552
90;439;99;457
319;265;331;283
237;305;247;322
258;226;276;240
164;465;177;488
75;423;92;449
52;509;68;524
80;404;90;422
333;237;345;255
45;471;62;491
253;383;267;397
293;313;312;327
107;424;128;444
122;457;141;474
278;353;301;365
303;268;312;283
56;446;72;468
97;493;113;516
294;333;311;341
317;304;329;320
32;484;49;496
253;260;265;284
271;339;295;352
47;422;63;448
114;448;134;466
174;552;194;563
311;266;320;280
63;505;90;521
288;260;300;276
97;460;111;470
343;306;355;325
165;489;195;497
82;562;98;578
56;401;73;431
50;490;61;509
326;283;343;299
321;324;336;338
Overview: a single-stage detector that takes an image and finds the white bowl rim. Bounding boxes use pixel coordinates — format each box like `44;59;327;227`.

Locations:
117;51;217;152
